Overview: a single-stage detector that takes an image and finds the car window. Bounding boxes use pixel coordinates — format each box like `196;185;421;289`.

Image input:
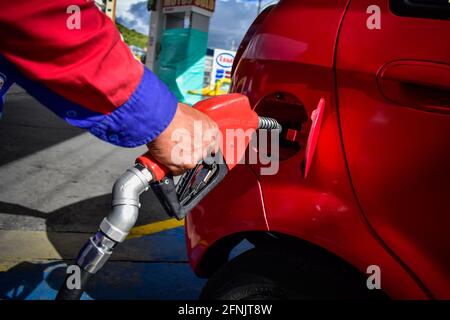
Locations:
390;0;450;20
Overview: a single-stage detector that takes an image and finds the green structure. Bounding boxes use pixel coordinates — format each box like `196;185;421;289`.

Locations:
145;1;215;105
158;28;208;105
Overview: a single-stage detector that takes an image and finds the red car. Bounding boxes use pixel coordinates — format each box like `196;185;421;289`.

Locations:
186;0;450;299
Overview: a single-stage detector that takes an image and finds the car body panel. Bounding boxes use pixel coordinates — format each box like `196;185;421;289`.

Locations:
336;0;450;298
186;0;448;299
186;163;268;272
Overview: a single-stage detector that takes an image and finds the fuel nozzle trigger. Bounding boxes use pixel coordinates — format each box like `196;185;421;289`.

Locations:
136;93;282;220
149;152;228;220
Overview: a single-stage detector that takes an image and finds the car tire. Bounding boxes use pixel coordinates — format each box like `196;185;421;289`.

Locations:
200;246;387;300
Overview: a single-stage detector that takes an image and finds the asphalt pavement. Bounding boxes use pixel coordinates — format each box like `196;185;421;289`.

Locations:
0;86;205;300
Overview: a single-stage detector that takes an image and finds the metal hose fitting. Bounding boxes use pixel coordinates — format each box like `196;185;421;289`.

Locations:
73;163;153;274
99;164;153;243
76;230;116;274
258;117;282;131
57;163;154;299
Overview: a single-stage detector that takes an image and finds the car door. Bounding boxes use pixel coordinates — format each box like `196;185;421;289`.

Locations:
336;0;450;298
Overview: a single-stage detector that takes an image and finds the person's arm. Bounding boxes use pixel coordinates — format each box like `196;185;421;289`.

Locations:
0;0;218;173
0;0;176;147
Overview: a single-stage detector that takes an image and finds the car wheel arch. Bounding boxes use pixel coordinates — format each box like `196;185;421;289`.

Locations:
196;230;382;296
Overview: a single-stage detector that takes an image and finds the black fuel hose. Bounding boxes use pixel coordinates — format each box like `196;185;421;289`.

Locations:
55;267;93;300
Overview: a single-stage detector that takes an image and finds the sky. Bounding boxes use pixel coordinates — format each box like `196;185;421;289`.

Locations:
115;0;277;51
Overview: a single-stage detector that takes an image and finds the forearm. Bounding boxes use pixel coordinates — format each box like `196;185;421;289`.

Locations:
0;0;177;147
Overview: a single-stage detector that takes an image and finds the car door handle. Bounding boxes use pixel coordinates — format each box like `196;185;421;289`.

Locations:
377;60;450;114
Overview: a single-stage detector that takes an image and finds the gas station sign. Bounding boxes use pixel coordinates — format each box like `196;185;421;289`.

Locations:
162;0;216;12
211;48;236;87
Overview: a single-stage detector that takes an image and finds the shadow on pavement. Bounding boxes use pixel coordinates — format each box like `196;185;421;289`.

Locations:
0;261;61;300
0;259;203;300
0;93;85;167
0;193;203;300
0;191;167;233
0;92;204;299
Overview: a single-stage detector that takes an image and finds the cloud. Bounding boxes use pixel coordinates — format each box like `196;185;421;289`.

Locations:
116;0;149;34
208;0;260;50
116;0;277;50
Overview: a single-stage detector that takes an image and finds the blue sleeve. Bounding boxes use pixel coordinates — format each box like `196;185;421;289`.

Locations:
0;67;16;119
0;56;178;148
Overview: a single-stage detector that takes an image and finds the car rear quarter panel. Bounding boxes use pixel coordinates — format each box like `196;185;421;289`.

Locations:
185;164;268;272
187;0;429;298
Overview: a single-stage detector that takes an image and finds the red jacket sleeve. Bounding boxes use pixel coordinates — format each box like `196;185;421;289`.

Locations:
0;0;177;147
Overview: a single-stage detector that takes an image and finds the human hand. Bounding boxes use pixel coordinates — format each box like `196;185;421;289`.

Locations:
147;103;220;175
